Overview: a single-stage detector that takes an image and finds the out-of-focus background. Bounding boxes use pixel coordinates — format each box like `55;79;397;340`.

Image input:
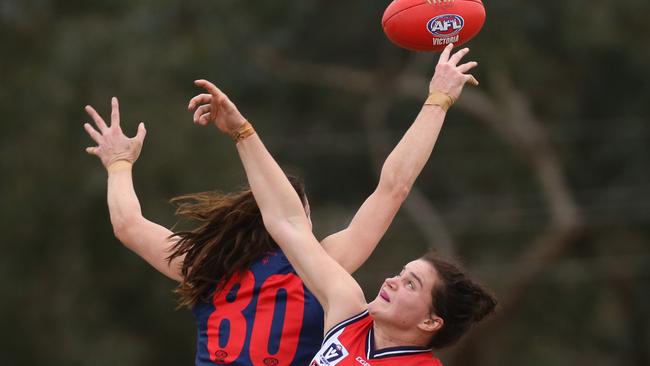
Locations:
2;1;649;365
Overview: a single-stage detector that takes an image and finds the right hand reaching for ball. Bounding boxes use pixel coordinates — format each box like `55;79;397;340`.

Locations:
429;43;479;101
188;80;247;135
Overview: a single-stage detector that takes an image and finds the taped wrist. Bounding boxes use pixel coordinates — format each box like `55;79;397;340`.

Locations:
231;121;256;143
107;160;133;173
424;91;455;111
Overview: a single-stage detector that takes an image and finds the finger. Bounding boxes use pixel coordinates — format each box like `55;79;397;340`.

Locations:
437;43;454;65
111;97;120;128
188;93;212;110
457;61;478;73
465;74;479;86
86;146;99;155
448;47;470;66
194;79;224;97
84;123;104;144
198;112;212;126
134;122;147;143
85;105;109;131
193;104;211;123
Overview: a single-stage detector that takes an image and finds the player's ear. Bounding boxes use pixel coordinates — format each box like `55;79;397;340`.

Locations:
418;315;443;333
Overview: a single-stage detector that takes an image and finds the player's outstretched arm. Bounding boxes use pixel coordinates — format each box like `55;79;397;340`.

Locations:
321;44;479;273
188;81;367;329
84;98;183;281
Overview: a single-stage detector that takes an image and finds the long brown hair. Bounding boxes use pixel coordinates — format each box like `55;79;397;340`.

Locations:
167;176;307;308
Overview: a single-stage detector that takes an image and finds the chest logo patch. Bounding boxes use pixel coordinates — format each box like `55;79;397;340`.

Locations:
312;329;350;366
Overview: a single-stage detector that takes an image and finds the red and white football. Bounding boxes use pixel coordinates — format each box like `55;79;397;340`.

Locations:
382;0;486;52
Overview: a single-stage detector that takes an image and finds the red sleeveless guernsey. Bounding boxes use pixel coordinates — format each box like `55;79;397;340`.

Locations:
309;311;443;366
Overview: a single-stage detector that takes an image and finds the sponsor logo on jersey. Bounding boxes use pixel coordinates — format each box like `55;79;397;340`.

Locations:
261;251;277;264
264;357;279;366
214;350;228;362
427;14;464;37
356;356;372;366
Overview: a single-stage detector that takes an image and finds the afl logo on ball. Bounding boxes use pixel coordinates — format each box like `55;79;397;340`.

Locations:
426;14;464;36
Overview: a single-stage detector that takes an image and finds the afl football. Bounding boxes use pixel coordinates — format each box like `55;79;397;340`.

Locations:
382;0;486;51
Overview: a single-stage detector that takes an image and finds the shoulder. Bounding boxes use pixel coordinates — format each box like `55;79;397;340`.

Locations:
323;310;371;344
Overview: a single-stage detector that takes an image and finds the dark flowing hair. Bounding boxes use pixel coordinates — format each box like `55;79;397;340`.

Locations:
422;252;497;349
167;176;307;308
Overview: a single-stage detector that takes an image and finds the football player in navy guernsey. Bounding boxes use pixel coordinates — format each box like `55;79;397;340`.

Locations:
188;44;497;366
81;46;476;366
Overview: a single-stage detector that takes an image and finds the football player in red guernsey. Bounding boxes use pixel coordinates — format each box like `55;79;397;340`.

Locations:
190;44;496;366
82;45;477;365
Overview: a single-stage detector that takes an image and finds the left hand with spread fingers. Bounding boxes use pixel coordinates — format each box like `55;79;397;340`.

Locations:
83;97;146;170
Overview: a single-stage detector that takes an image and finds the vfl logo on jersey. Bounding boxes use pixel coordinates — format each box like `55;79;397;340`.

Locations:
319;343;346;365
427;14;464;37
312;329;349;366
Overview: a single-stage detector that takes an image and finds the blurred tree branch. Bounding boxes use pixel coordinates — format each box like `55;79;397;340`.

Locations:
254;47;457;256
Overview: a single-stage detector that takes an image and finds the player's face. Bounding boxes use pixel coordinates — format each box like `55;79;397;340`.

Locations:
368;259;438;330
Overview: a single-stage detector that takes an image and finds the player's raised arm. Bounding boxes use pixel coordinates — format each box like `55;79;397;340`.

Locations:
84;98;183;281
188;81;367;328
321;44;479;273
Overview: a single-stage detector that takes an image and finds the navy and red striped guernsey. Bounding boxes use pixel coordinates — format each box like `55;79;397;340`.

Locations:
192;249;324;366
309;311;442;366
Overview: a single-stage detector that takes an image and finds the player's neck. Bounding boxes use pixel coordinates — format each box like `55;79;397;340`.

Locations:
372;320;428;350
